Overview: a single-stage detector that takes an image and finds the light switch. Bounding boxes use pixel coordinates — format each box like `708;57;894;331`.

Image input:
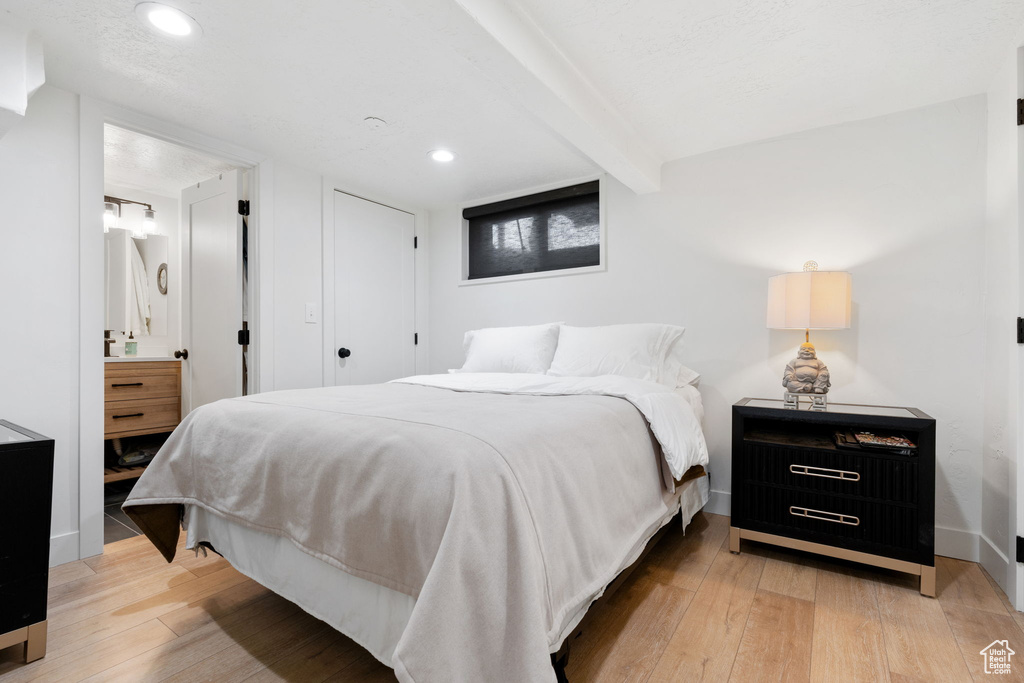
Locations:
305;303;318;324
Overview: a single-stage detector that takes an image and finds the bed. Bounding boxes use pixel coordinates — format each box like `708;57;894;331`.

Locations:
123;323;710;682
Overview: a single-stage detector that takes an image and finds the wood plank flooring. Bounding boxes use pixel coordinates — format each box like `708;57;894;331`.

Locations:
1;513;1018;682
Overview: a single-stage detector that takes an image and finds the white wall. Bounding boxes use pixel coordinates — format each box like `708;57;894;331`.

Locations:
428;96;989;560
269;163;324;391
982;47;1023;604
0;85;83;564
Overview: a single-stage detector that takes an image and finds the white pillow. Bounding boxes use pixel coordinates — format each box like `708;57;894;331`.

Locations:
547;323;686;385
452;323;561;374
663;333;701;387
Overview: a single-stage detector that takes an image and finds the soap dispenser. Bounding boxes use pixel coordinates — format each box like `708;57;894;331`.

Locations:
124;331;138;357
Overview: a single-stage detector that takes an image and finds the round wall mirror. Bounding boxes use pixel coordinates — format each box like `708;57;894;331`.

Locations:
157;263;168;295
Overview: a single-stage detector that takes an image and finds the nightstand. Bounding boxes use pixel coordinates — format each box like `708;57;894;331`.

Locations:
0;420;54;661
729;398;936;596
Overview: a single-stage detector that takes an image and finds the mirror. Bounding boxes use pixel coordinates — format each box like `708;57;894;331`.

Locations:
104;229;169;337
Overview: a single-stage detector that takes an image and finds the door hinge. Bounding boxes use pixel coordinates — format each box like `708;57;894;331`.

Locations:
238;200;250;216
1018;318;1024;344
238;329;250;346
414;332;419;345
1018;99;1024;126
414;236;418;249
1017;535;1024;562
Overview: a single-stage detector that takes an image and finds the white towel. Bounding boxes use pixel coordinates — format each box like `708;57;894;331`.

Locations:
130;239;151;335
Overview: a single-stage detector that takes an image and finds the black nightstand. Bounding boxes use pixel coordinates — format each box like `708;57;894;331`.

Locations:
0;420;53;661
729;398;936;596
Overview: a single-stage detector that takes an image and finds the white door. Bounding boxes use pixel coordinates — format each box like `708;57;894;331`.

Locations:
332;191;415;385
181;171;243;411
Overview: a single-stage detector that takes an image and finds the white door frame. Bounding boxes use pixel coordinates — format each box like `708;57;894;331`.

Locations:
1016;44;1024;611
320;179;430;387
77;97;270;560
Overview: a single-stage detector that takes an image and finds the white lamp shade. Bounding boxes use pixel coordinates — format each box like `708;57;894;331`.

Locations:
767;271;852;329
142;209;158;235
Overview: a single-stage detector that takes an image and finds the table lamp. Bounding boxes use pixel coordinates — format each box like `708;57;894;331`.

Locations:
767;260;852;410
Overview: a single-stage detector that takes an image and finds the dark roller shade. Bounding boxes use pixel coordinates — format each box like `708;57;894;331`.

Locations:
465;182;600;280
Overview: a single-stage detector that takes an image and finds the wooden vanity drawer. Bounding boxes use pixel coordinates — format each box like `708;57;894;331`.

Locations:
105;362;181;401
104;397;180;438
104;361;182;439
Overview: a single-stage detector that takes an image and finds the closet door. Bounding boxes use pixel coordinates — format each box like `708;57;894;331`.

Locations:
180;170;243;412
331;191;415;386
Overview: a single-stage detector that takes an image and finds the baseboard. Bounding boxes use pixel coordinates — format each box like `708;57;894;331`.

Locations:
49;530;80;567
703;490;980;563
979;532;1014;605
707;489;731;517
935;527;979;562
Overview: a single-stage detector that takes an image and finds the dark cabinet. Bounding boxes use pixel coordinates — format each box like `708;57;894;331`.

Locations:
0;420;53;661
729;398;936;596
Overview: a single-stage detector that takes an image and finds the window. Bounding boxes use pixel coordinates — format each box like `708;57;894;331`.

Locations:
463;181;601;281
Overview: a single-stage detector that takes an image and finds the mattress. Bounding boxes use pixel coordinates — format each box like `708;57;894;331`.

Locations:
183;471;710;668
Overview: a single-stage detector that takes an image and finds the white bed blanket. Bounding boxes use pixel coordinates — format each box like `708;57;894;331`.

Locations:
124;375;708;683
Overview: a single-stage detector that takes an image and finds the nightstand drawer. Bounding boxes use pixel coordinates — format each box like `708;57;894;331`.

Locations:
741;442;918;504
739;483;925;561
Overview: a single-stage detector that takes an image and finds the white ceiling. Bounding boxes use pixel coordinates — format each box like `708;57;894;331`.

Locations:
514;0;1024;160
3;0;597;209
5;0;1024;208
104;124;237;196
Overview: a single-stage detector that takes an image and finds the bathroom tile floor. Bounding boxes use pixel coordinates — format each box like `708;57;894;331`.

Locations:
103;478;142;544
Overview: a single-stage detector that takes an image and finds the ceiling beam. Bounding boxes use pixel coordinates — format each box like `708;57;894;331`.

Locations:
402;0;663;194
0;19;44;140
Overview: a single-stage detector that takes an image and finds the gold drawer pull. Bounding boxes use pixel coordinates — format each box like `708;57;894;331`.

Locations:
789;464;860;481
789;506;860;526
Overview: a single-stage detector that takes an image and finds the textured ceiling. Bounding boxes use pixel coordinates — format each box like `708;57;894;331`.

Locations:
3;1;596;210
513;0;1024;160
4;1;1024;207
104;124;237;197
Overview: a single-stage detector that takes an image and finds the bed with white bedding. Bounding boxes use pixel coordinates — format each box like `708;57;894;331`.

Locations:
123;324;709;682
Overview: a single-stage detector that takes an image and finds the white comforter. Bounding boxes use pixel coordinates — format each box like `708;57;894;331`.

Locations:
396;373;708;480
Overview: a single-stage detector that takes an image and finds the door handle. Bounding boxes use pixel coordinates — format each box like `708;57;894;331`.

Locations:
338;348;351;359
174;349;189;360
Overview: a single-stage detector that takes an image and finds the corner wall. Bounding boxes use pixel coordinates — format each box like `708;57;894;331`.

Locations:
0;85;83;564
428;96;989;560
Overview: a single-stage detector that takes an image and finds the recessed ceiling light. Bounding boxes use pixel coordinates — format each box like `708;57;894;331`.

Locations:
429;149;456;163
135;3;202;39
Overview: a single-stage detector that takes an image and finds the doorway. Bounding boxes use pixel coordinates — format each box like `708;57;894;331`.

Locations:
100;125;250;544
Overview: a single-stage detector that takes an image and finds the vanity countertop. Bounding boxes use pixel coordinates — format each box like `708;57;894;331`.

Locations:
105;357;179;363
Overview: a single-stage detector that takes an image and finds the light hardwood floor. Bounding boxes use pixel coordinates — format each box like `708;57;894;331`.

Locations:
1;512;1019;682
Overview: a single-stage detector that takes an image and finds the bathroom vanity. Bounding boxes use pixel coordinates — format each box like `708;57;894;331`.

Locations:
104;358;181;482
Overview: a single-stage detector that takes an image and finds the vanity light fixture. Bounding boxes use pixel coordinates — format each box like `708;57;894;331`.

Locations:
134;2;203;39
429;149;456;163
104;195;158;239
103;202;120;233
